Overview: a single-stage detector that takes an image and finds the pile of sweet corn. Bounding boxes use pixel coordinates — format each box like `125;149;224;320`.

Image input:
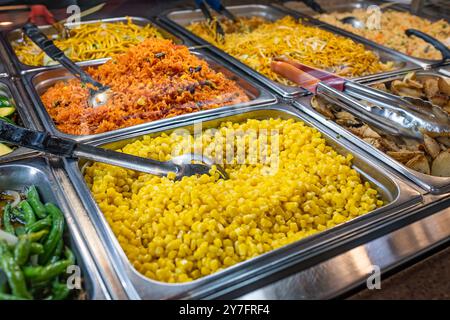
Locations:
84;118;384;283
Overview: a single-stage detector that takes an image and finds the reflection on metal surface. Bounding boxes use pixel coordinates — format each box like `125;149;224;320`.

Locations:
239;204;450;300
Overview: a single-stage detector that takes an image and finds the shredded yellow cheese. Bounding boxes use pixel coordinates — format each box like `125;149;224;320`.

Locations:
13;17;164;66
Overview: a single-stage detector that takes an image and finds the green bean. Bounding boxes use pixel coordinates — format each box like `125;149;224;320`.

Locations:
2;204;15;234
26;186;47;219
0;292;28;300
49;238;64;264
24;247;74;282
18;200;36;226
30;243;44;255
14;236;31;266
50;279;70;300
25;216;51;233
15;226;26;237
26;229;49;242
0;272;8;293
39;203;64;265
11;207;25;223
0;240;31;299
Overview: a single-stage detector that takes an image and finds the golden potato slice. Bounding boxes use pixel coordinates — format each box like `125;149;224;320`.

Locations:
431;150;450;177
438;77;450;96
387;150;423;163
423;134;441;159
405;154;431;175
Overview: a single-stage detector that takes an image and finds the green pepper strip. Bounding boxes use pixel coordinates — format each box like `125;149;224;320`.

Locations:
11;207;26;224
26;229;49;242
18;200;36;226
0;271;8;293
49;238;64;264
14;236;31;266
0;292;28;300
39;203;64;265
2;204;15;234
26;186;47;219
15;226;26;237
25;216;51;233
50;279;70;300
0;240;31;299
24;247;75;283
0;96;11;108
30;243;44;255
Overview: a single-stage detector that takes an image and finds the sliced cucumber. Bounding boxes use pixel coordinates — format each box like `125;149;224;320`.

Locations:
0;116;15;124
0;107;15;117
0;96;11;108
0;143;13;156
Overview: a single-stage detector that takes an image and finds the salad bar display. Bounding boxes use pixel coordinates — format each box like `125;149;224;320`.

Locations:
0;0;449;300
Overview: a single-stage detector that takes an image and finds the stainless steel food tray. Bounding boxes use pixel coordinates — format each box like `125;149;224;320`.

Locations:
281;0;450;69
0;77;42;161
63;104;422;299
3;16;183;74
294;70;450;194
160;4;419;99
20;48;276;143
0;156;110;300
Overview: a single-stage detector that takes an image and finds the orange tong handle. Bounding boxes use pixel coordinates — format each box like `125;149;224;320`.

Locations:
28;5;55;25
271;56;346;93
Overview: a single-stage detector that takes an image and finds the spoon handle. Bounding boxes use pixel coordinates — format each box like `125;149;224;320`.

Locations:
22;23;105;89
0;119;75;156
0;119;179;176
405;29;450;61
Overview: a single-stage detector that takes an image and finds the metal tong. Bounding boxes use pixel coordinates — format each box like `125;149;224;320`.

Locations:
196;0;237;39
271;57;450;139
22;23;110;108
0;120;228;180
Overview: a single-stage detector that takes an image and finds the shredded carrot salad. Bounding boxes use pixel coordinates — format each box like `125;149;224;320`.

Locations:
40;38;249;135
187;16;394;85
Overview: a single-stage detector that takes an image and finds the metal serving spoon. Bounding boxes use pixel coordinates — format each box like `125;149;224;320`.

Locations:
0;120;228;180
340;16;365;29
340;1;399;29
22;23;110;108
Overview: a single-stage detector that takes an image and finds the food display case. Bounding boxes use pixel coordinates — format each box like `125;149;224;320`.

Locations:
0;0;449;300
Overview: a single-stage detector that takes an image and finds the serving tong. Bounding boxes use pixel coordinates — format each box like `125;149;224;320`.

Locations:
0;121;228;180
22;23;110;108
196;0;237;39
271;57;450;139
